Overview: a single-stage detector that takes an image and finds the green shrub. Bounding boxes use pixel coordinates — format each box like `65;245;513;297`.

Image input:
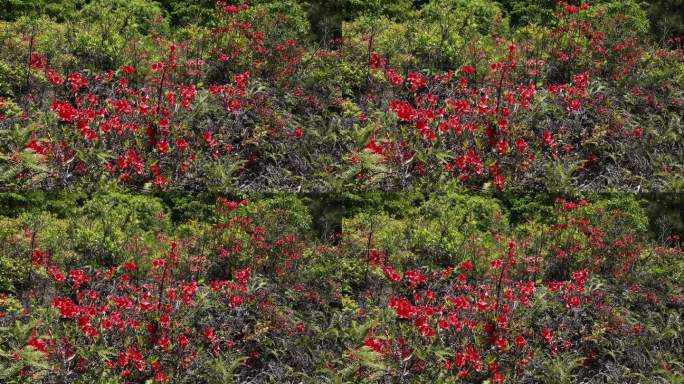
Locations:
0;60;23;98
410;192;508;267
249;194;314;235
0;255;27;293
74;193;170;266
0;0;82;22
583;0;652;39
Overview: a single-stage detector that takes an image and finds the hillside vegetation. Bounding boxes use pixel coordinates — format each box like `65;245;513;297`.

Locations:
0;192;682;383
0;0;682;192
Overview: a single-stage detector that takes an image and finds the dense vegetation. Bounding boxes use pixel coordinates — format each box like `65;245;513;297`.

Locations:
1;1;682;383
0;192;682;383
0;0;682;192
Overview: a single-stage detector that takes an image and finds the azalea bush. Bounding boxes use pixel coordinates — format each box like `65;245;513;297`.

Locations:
338;1;683;191
0;193;681;383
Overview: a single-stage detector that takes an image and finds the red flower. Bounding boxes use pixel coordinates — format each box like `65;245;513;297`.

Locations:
154;175;167;187
567;99;582;112
417;120;437;141
385;69;403;86
81;323;99;337
235;267;252;285
156;140;170;154
365;139;385;157
495;337;508;351
364;337;387;353
407;72;428;92
52;297;78;318
30;53;47;69
391;100;417;122
155;371;169;383
496;140;509;154
461;65;476;76
176;138;189;152
490;62;504;72
47;70;64;86
405;270;427;289
233;71;251;90
26;139;50;157
67;73;88;93
126;345;145;371
27;337;50;356
209;84;224;96
383;266;403;282
203;131;216;147
152;258;167;269
224;201;240;209
126;148;145;175
228;99;242;112
419;324;436;337
566;296;581;308
47;265;65;282
465;345;483;372
69;269;90;289
369;53;386;69
564;4;579;14
229;295;244;308
120;65;136;75
32;249;49;266
151;62;165;73
204;327;218;343
515;335;527;349
543;130;557;148
51;101;78;123
515;138;528;152
177;335;189;349
493;174;506;190
158;335;170;350
368;249;386;266
388;296;414;319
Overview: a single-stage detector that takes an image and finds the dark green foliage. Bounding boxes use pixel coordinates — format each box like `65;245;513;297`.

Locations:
304;192;423;240
79;0;167;36
647;0;684;40
498;194;558;225
156;0;217;26
343;0;416;20
0;192;86;218
304;0;344;44
2;0;682;41
645;193;684;242
0;0;83;22
496;0;556;27
335;192;424;218
304;0;419;45
157;192;219;223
